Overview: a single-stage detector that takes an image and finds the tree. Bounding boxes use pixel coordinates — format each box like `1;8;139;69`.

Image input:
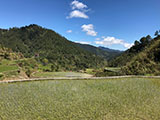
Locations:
140;36;150;46
155;31;159;36
146;35;152;41
134;40;140;46
140;37;147;44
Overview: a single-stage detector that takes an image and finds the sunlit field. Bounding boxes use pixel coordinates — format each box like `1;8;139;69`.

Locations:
0;78;160;120
33;72;92;78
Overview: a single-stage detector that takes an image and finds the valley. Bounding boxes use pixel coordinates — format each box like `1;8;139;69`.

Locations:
0;25;160;120
0;0;160;119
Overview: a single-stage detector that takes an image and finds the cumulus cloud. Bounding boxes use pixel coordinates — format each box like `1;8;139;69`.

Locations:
95;36;133;48
66;30;72;33
81;24;97;36
123;43;134;48
67;10;89;19
67;0;89;19
71;0;87;10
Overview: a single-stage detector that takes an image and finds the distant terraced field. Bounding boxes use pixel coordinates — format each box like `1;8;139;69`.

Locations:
33;72;93;78
0;78;160;120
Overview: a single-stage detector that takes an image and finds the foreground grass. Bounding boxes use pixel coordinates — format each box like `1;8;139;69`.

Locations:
0;65;18;73
0;78;160;120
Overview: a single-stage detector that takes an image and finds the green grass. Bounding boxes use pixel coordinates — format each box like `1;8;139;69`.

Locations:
33;72;92;78
0;65;18;73
0;59;19;73
105;67;121;72
0;59;17;65
0;78;160;119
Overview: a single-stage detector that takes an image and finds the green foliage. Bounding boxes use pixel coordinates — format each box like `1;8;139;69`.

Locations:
17;58;38;69
109;35;153;67
41;58;48;66
0;46;23;61
16;58;38;77
77;44;122;60
122;36;160;75
0;73;4;79
0;24;107;70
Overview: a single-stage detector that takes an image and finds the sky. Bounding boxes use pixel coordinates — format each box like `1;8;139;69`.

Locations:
0;0;160;50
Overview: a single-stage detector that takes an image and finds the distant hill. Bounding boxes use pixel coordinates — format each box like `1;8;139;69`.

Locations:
98;46;122;53
0;24;107;71
77;44;122;60
98;46;123;60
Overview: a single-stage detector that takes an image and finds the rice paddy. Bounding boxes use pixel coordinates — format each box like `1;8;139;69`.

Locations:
0;78;160;120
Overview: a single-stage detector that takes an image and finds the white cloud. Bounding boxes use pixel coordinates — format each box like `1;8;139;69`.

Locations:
76;41;91;44
95;36;133;49
123;43;134;48
71;0;87;10
66;30;72;33
81;24;97;36
67;10;89;19
67;0;89;19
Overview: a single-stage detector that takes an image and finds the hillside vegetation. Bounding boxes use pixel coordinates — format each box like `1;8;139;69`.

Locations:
109;35;152;67
98;32;160;76
77;44;122;60
0;24;160;77
0;45;40;80
0;24;107;71
122;36;160;75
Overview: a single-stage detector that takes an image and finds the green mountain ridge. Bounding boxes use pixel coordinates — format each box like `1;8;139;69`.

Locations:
77;44;122;60
0;24;159;76
0;24;107;71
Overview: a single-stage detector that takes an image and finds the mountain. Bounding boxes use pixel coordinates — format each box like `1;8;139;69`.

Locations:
95;34;160;76
77;44;122;60
0;24;107;71
98;46;122;53
122;35;160;75
109;35;153;67
98;46;123;60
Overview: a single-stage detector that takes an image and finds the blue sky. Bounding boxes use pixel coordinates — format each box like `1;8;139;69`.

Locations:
0;0;159;50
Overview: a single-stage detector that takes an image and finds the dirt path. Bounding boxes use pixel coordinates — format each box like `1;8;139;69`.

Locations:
0;76;160;84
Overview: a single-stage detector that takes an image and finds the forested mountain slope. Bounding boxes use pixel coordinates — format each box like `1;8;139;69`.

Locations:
0;24;107;70
109;35;152;67
98;46;123;60
122;36;160;75
77;44;122;60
